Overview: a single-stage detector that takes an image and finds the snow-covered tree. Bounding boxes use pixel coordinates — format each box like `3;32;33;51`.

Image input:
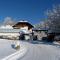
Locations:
46;5;60;33
3;17;16;26
34;20;48;29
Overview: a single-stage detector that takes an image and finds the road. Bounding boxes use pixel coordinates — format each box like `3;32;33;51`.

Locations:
18;41;60;60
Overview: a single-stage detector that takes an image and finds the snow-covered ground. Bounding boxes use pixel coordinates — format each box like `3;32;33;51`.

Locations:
0;39;28;60
0;39;60;60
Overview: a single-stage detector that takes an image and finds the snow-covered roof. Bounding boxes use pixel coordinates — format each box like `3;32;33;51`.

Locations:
19;20;28;22
13;20;34;28
32;28;48;31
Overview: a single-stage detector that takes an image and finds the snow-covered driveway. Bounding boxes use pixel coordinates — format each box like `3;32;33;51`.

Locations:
18;41;60;60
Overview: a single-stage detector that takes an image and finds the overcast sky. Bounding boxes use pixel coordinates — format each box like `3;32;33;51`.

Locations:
0;0;60;24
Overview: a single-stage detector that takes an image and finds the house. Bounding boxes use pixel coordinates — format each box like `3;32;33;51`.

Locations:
13;20;34;40
13;20;33;32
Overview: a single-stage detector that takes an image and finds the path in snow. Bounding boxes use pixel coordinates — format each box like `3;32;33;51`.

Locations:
18;41;60;60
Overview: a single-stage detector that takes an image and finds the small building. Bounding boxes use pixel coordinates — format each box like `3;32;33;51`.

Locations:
47;30;60;41
32;28;48;40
